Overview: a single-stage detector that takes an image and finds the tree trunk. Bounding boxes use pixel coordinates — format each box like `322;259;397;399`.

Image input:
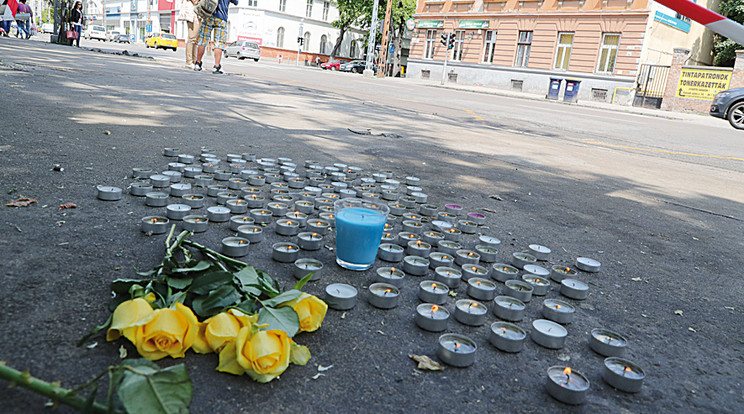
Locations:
329;25;348;61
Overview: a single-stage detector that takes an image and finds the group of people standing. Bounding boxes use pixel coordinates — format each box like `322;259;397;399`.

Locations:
0;0;33;39
178;0;238;74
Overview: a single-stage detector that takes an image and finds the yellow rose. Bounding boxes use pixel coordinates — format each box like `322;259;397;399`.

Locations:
107;298;155;342
218;327;290;382
279;293;328;333
133;303;199;361
193;309;257;354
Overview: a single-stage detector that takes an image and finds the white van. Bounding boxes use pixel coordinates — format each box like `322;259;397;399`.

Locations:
85;25;106;41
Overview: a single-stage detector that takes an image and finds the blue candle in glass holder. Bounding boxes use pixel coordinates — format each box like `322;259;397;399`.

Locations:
335;198;390;271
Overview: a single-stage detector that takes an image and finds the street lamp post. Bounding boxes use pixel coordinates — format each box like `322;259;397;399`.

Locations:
296;19;304;66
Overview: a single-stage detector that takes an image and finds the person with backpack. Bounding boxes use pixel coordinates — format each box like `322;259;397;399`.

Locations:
193;0;238;74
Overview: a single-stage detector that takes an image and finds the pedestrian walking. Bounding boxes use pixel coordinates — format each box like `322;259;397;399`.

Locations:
68;0;83;47
194;0;238;74
15;0;31;39
0;0;15;37
177;0;199;69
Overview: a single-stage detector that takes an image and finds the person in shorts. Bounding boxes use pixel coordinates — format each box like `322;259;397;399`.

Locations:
194;0;238;74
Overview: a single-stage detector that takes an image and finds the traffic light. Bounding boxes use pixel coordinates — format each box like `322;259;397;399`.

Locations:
448;33;456;49
440;32;447;46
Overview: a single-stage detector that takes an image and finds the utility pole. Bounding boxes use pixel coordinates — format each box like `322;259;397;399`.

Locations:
296;19;304;66
364;0;379;76
376;0;393;78
102;0;106;28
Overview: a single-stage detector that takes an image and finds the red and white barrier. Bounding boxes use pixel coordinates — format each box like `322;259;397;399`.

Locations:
654;0;744;45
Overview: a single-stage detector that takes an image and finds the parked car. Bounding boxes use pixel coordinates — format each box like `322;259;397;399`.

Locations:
145;32;178;51
224;41;260;61
84;25;106;41
115;34;130;43
710;88;744;130
41;23;53;34
340;60;371;74
107;30;120;41
321;61;340;71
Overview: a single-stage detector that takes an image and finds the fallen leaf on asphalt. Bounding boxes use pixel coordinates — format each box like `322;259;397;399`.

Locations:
688;327;696;333
724;306;735;311
104;130;111;135
318;364;333;372
448;291;457;297
409;354;444;371
119;345;127;359
674;310;683;316
482;208;498;213
6;197;37;207
376;330;386;336
59;202;77;210
311;373;325;380
489;195;503;201
631;277;643;282
340;312;346;319
86;342;98;349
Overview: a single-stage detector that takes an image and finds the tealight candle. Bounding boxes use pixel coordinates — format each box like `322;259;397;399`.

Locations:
132;167;153;178
141;216;169;234
130;182;153;197
407;240;432;257
181;194;205;209
405;176;420;186
576;257;602;273
590;329;628;357
410;192;428;204
475;245;498;263
213;170;232;181
216;191;239;205
166;204;191;221
491;263;519;282
422;231;445;245
237;225;264;243
293;258;323;281
149;174;170;188
169;162;186;172
307;219;331;233
398;196;416;208
229;164;246;174
433;266;461;288
194;174;215;188
248;174;266;186
230;215;255;231
402;220;424;234
431;219;453;232
227;199;248;214
163;147;179;157
415;303;450;332
437;240;462;255
182;167;201;178
418;280;449;304
267;202;289;217
443;227;462;241
145;192;169;207
479;235;501;246
183;215;208;233
542;299;576;324
419;204;438;216
467;278;497;301
294;200;314;214
457;220;477;234
602;357;645;393
378;243;404;262
177;154;194;164
532;319;568;349
454;299;487;326
242;194;264;208
437;334;476;367
461;264;489;281
169;183;192;197
163;170;183;183
521;274;551;296
318;212;335;224
221;237;250;257
523;264;549;278
455;250;480;266
372;173;386;183
368;283;400;309
271;242;299;263
546;366;590;405
492;296;526;322
428;252;454;269
489;321;526;353
206;206;230;222
466;212;486;225
437;212;458;224
550;265;578;282
275;219;300;236
96;185;122;201
444;204;463;215
375;266;405;287
560;278;589;300
243;153;257;161
511;252;537;269
381;232;396;243
206;184;227;197
250;208;273;224
272;194;294;203
388;203;406;216
528;244;551;261
504;280;534;303
228;177;246;190
402;255;429;276
202;163;219;173
397;232;420;247
297;232;323;251
285;211;308;227
381;190;399;201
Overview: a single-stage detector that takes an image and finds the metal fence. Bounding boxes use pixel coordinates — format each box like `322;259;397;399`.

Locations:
633;64;670;109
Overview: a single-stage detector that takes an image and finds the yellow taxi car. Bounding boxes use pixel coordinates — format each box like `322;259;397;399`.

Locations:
145;32;178;51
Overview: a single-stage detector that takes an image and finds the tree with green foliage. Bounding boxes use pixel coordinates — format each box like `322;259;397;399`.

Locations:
713;0;744;66
329;0;371;62
384;0;416;77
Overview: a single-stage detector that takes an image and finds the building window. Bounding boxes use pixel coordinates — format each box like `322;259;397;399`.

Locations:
303;31;311;51
424;29;437;59
306;0;313;17
452;30;465;61
279;0;286;12
350;39;357;57
277;26;285;48
554;32;574;70
482;30;496;63
247;0;257;6
322;1;330;20
320;34;327;54
597;33;620;73
515;31;532;67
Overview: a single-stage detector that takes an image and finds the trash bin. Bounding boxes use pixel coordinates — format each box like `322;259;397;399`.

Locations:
563;79;582;103
547;78;563;100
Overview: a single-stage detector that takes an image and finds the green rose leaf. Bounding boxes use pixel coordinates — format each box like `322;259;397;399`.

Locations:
260;289;303;308
292;272;314;291
191;285;241;318
167;277;193;290
169;260;211;273
257;306;299;337
112;279;148;295
234;266;260;287
190;271;233;295
117;363;192;414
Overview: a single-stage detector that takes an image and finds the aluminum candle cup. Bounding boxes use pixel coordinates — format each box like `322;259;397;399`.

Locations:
272;242;300;263
561;279;589;300
407;240;432;257
418;281;449;304
542;299;576;324
202;163;219;173
267;202;289;217
141;216;169;234
399;196;416;208
492;296;526;322
162;170;182;183
230;215;255;231
163;147;179;157
454;299;487;326
375;267;405;287
248;175;266;186
217;191;239;205
505;280;534;303
307;219;331;233
228;177;247;190
237;225;264;243
183;215;208;233
96;185;122;201
145;192;169;207
302;186;322;198
221;237;250;257
402;256;429;276
368;283;400;309
590;329;628;357
437;334;476;367
130;182;153;197
205;206;230;222
461;264;489;282
244;194;265;208
182;167;202;178
166;204;191;221
149;174;170;188
181;194;205;209
479;235;501;246
194;174;215;188
576;257;602;273
213;170;232;181
177;154;194;164
434;267;462;288
467;278;497;301
381;232;395;243
419;204;438;216
293;258;323;281
402;220;424;234
227;199;249;214
207;184;227;197
475;245;498;263
275;219;300;236
415;303;450;332
405;176;420;186
521;274;551;296
240;187;261;197
455;250;481;266
512;252;537;269
297;232;323;251
388;203;406;216
362;192;380;202
411;192;428;204
489;322;527;353
524;264;550;278
431;220;453;233
132;168;153;178
532;319;568;349
528;244;551;261
294;200;314;214
381;190;399;201
422;231;445;246
444;203;463;215
169;183;192;197
437;212;458;224
397;232;420;247
603;358;645;393
546;366;590;405
550;265;578;282
285;211;308;227
428;252;454;269
467;213;486;226
443;227;462;241
437;240;462;256
457;220;478;234
378;243;404;262
319;212;335;225
169;162;187;172
492;263;519;282
250;209;273;224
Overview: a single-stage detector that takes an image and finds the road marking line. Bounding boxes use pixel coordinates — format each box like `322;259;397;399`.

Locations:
400;99;421;103
584;141;744;161
281;80;298;84
464;109;485;121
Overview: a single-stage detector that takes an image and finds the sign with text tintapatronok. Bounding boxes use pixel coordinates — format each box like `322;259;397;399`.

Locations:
675;67;732;100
